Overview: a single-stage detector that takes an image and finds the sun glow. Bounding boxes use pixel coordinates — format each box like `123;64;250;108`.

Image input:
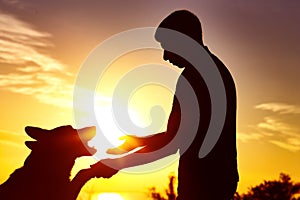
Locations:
94;99;145;147
98;193;124;200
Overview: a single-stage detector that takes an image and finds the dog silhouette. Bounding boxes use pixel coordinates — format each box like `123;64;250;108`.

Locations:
0;125;117;200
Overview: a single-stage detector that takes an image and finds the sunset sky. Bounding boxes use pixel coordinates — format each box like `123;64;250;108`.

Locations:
0;0;300;199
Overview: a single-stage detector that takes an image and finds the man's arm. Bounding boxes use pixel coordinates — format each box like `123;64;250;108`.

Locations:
104;96;181;170
134;96;181;153
107;96;181;154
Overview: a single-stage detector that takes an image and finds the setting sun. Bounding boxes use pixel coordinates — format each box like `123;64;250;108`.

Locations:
98;193;124;200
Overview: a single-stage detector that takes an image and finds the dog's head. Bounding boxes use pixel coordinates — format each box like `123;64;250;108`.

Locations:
24;125;97;158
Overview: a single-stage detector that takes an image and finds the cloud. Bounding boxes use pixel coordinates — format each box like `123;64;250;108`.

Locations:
0;73;39;86
238;102;300;152
0;140;22;148
0;13;74;108
257;117;291;132
237;132;264;143
258;116;300;152
1;0;25;9
0;72;74;108
0;130;27;149
269;140;300;152
0;13;64;71
16;66;40;73
255;103;300;114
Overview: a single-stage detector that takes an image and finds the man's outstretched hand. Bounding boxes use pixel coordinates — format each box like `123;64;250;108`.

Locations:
106;135;146;155
89;160;119;178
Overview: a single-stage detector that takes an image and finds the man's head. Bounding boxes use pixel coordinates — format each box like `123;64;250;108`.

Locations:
155;10;203;68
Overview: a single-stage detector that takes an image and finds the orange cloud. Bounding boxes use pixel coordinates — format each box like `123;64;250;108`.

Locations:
255;103;300;114
238;102;300;152
0;13;74;108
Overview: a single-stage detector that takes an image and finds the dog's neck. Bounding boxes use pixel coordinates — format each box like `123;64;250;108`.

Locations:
21;151;76;183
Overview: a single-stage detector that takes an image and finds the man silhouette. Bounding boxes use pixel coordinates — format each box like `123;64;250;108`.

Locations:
108;10;239;199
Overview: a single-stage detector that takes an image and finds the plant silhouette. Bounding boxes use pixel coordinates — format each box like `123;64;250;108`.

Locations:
234;173;300;200
149;174;177;200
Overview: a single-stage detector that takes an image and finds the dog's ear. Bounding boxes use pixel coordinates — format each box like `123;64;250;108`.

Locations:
25;141;38;150
25;126;46;140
